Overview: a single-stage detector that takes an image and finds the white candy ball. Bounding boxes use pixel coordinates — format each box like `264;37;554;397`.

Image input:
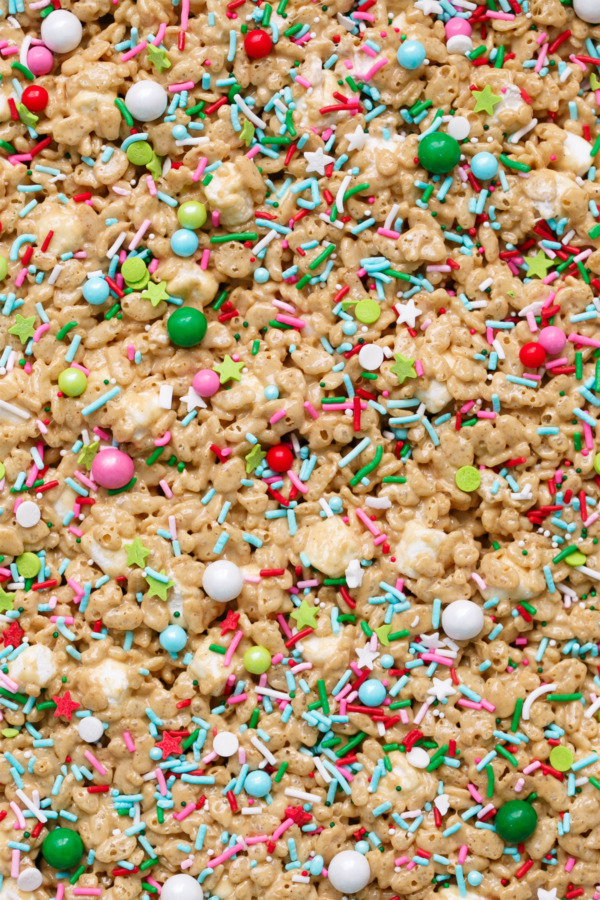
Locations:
202;560;244;602
441;599;484;641
358;344;384;371
125;81;168;122
328;850;371;894
161;874;203;900
78;716;104;743
41;10;83;53
446;34;472;54
16;500;41;528
447;116;471;141
574;0;600;23
213;731;239;757
17;869;43;891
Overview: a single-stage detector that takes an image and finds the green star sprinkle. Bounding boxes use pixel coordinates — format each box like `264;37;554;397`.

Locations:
141;280;170;307
147;43;171;72
125;537;151;568
0;586;14;612
524;251;553;279
245;444;266;473
17;103;39;128
8;314;36;345
290;599;319;629
77;441;99;471
214;355;244;384
145;570;174;601
375;623;392;646
473;84;501;115
240;118;255;147
390;353;417;384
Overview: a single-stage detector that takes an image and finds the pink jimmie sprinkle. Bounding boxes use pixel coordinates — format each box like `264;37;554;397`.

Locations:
414;360;424;376
84;750;107;775
303;401;319;419
565;858;576;873
123;731;136;752
224;630;243;667
169;80;195;92
174;802;196;821
269;408;286;425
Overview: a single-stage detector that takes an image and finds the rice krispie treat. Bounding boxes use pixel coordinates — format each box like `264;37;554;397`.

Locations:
2;0;600;898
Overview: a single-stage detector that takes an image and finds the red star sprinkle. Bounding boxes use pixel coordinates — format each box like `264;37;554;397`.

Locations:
285;805;312;826
52;691;80;721
2;623;24;648
220;610;240;636
155;732;183;760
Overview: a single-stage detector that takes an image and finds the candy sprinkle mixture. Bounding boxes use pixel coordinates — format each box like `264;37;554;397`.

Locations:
3;0;600;898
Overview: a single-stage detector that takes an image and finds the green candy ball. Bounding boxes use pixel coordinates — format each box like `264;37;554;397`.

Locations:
243;645;272;674
0;256;7;280
178;201;207;230
42;828;84;869
495;800;538;843
58;367;87;397
167;307;207;347
418;132;461;174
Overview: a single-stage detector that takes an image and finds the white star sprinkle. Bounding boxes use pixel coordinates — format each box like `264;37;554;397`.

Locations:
181;387;207;412
355;644;379;670
304;148;335;176
346;124;368;152
427;677;456;703
538;890;558;900
395;297;422;329
415;0;443;14
434;793;450;815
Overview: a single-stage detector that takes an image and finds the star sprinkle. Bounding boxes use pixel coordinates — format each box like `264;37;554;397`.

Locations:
8;314;36;345
374;623;392;646
77;441;99;471
147;43;171;72
304;148;335;176
395;298;422;329
155;732;183;760
181;386;207;412
537;891;558;900
390;353;417;384
52;691;80;721
473;84;501;115
2;622;23;648
141;280;170;307
145;570;174;601
125;537;150;568
214;355;244;384
415;0;443;13
240;118;255;146
17;103;39;128
245;444;266;473
290;600;319;629
427;677;457;703
0;587;14;612
220;610;241;636
345;125;368;152
355;644;379;670
524;251;553;279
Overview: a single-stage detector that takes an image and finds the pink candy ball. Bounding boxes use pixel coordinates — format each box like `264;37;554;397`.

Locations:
27;46;54;76
538;325;566;355
91;448;135;490
445;17;472;38
193;369;220;397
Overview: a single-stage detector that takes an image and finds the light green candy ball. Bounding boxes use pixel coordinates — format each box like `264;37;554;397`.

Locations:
178;201;207;229
243;645;272;674
58;367;87;397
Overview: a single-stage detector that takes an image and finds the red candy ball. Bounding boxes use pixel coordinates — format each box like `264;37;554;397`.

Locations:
21;85;49;112
244;29;273;58
519;342;546;368
266;444;293;473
